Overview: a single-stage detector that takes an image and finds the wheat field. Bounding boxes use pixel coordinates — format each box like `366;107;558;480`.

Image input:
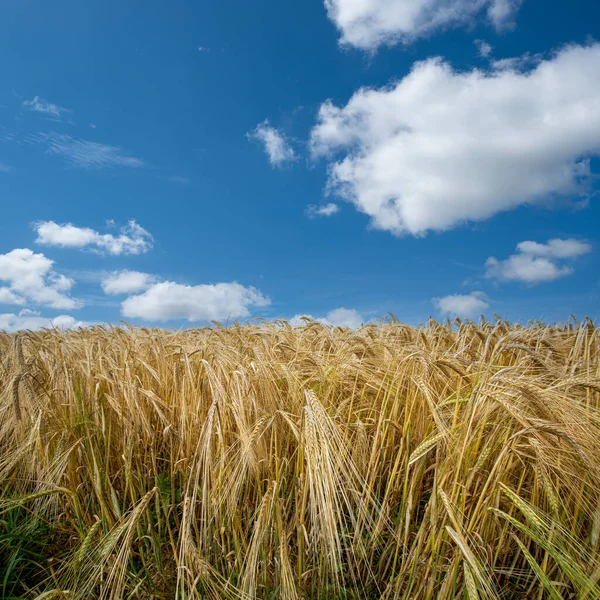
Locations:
0;318;599;599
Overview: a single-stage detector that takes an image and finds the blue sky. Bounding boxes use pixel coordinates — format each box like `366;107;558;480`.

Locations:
1;0;599;331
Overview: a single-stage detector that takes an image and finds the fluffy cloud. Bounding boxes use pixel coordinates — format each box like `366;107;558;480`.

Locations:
248;120;296;167
305;203;341;218
23;96;70;117
101;271;157;295
0;288;25;305
0;309;86;333
324;0;522;50
27;132;143;169
291;307;364;329
34;220;153;256
311;43;600;236
121;281;270;322
485;238;592;284
433;292;489;318
0;248;79;310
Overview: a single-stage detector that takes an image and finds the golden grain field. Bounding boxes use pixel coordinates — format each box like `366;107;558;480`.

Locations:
1;318;599;599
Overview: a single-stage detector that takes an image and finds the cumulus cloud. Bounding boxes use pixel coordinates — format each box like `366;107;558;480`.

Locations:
305;203;341;218
121;281;270;322
311;43;600;236
0;309;86;333
248;120;296;167
34;220;153;256
27;132;143;169
0;288;25;305
485;238;592;284
23;96;70;118
433;292;489;318
291;307;364;329
0;248;79;309
101;270;157;295
324;0;522;50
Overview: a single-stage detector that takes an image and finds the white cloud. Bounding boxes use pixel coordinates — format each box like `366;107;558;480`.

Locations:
324;0;522;50
121;281;270;322
0;248;79;310
0;163;13;173
0;309;86;333
248;120;296;167
485;238;591;284
168;175;191;185
514;238;592;259
23;96;70;117
102;270;157;295
291;307;364;329
433;292;489;318
28;132;143;169
34;220;153;256
475;39;493;57
311;43;600;236
0;288;26;305
306;203;341;218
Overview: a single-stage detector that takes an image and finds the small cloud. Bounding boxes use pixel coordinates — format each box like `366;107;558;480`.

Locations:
324;0;523;51
101;270;157;295
197;46;210;52
485;238;592;284
168;175;191;185
306;203;340;218
0;287;26;305
490;52;544;72
0;163;13;173
0;309;87;333
487;0;522;30
34;220;154;256
475;39;492;58
433;292;489;318
0;248;80;310
291;307;364;329
27;132;143;169
247;120;296;167
121;281;270;322
23;96;70;118
89;123;97;129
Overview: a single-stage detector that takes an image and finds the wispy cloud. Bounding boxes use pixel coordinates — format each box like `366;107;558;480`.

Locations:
247;120;296;167
306;203;340;218
475;39;493;57
0;163;13;173
23;96;70;118
102;270;157;295
168;175;191;185
291;307;364;329
27;132;144;169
